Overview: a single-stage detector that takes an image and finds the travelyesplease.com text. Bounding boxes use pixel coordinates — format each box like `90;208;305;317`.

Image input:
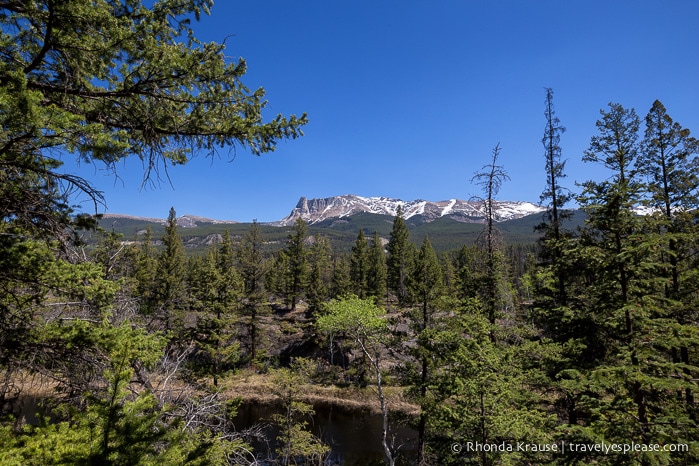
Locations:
451;441;689;455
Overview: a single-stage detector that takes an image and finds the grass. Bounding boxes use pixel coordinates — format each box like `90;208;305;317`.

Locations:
223;369;419;416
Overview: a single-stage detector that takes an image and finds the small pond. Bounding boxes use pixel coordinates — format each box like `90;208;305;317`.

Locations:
234;402;417;465
12;396;417;465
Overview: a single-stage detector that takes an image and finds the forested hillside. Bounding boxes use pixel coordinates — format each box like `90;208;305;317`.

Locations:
93;208;573;255
2;2;699;465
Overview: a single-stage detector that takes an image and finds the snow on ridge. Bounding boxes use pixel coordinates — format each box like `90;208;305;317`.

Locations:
277;194;545;225
441;199;457;216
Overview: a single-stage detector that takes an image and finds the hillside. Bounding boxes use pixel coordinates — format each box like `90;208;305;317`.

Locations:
92;194;572;253
94;209;588;254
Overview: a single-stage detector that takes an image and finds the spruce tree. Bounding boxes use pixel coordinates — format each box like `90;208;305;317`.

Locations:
133;226;160;320
282;218;308;311
189;231;242;384
410;235;443;465
639;100;699;425
367;231;388;302
237;222;269;362
386;206;412;306
559;103;699;463
639;100;699;298
350;230;370;298
157;207;188;335
422;301;557;466
330;255;352;299
538;87;573;307
306;234;333;314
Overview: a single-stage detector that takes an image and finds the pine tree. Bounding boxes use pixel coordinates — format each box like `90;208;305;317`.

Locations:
472;144;511;328
410;235;443;465
133;226;159;319
422;301;557;466
237;223;269;362
452;245;481;301
330;255;352;299
284;218;308;311
557;103;699;463
270;360;330;465
189;236;242;385
558;103;645;436
157;207;188;335
350;230;370;298
538;87;573;307
639;100;699;298
367;231;387;302
386;206;412;306
638;100;699;425
268;250;291;306
1;1;306;243
306;234;333;314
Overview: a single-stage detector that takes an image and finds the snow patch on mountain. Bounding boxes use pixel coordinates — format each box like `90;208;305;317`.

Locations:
441;199;457;217
277;194;546;226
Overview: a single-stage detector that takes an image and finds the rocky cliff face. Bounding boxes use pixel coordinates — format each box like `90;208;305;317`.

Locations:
277;194;545;226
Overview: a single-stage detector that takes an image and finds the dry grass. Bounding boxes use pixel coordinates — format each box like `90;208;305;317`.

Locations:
5;371;60;399
222;370;419;416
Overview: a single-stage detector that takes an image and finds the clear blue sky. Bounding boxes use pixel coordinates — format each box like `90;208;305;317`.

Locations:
65;0;699;222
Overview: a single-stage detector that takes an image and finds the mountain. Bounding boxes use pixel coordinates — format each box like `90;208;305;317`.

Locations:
277;194;546;226
95;195;560;253
101;213;237;229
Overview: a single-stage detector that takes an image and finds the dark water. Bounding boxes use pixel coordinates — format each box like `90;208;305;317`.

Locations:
13;396;417;465
234;402;417;465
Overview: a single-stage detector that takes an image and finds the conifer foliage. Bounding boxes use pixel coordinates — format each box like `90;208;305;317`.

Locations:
3;4;699;460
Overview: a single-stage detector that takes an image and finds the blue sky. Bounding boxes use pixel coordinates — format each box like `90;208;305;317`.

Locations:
65;0;699;222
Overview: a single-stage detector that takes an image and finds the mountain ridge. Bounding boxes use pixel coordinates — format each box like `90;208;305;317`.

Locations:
276;194;546;226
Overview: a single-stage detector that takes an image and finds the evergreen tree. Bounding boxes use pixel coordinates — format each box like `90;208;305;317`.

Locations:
579;103;642;336
554;103;699;463
0;1;306;460
283;218;309;311
306;234;333;314
638;100;699;424
367;231;388;302
330;255;352;299
386;206;412;306
350;229;370;298
538;87;573;307
92;229;140;320
267;250;291;306
410;235;443;465
92;229;132;282
422;301;557;466
189;238;242;385
0;0;306;242
639;100;699;298
452;244;481;301
270;360;330;465
237;223;269;362
472;144;511;329
133;226;160;319
157;208;188;335
555;103;644;433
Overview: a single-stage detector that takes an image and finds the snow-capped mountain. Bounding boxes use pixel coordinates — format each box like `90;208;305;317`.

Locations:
101;213;236;228
277;195;545;226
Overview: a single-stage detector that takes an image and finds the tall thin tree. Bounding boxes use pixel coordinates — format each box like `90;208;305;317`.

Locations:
539;88;572;305
472;144;510;328
386;206;411;306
